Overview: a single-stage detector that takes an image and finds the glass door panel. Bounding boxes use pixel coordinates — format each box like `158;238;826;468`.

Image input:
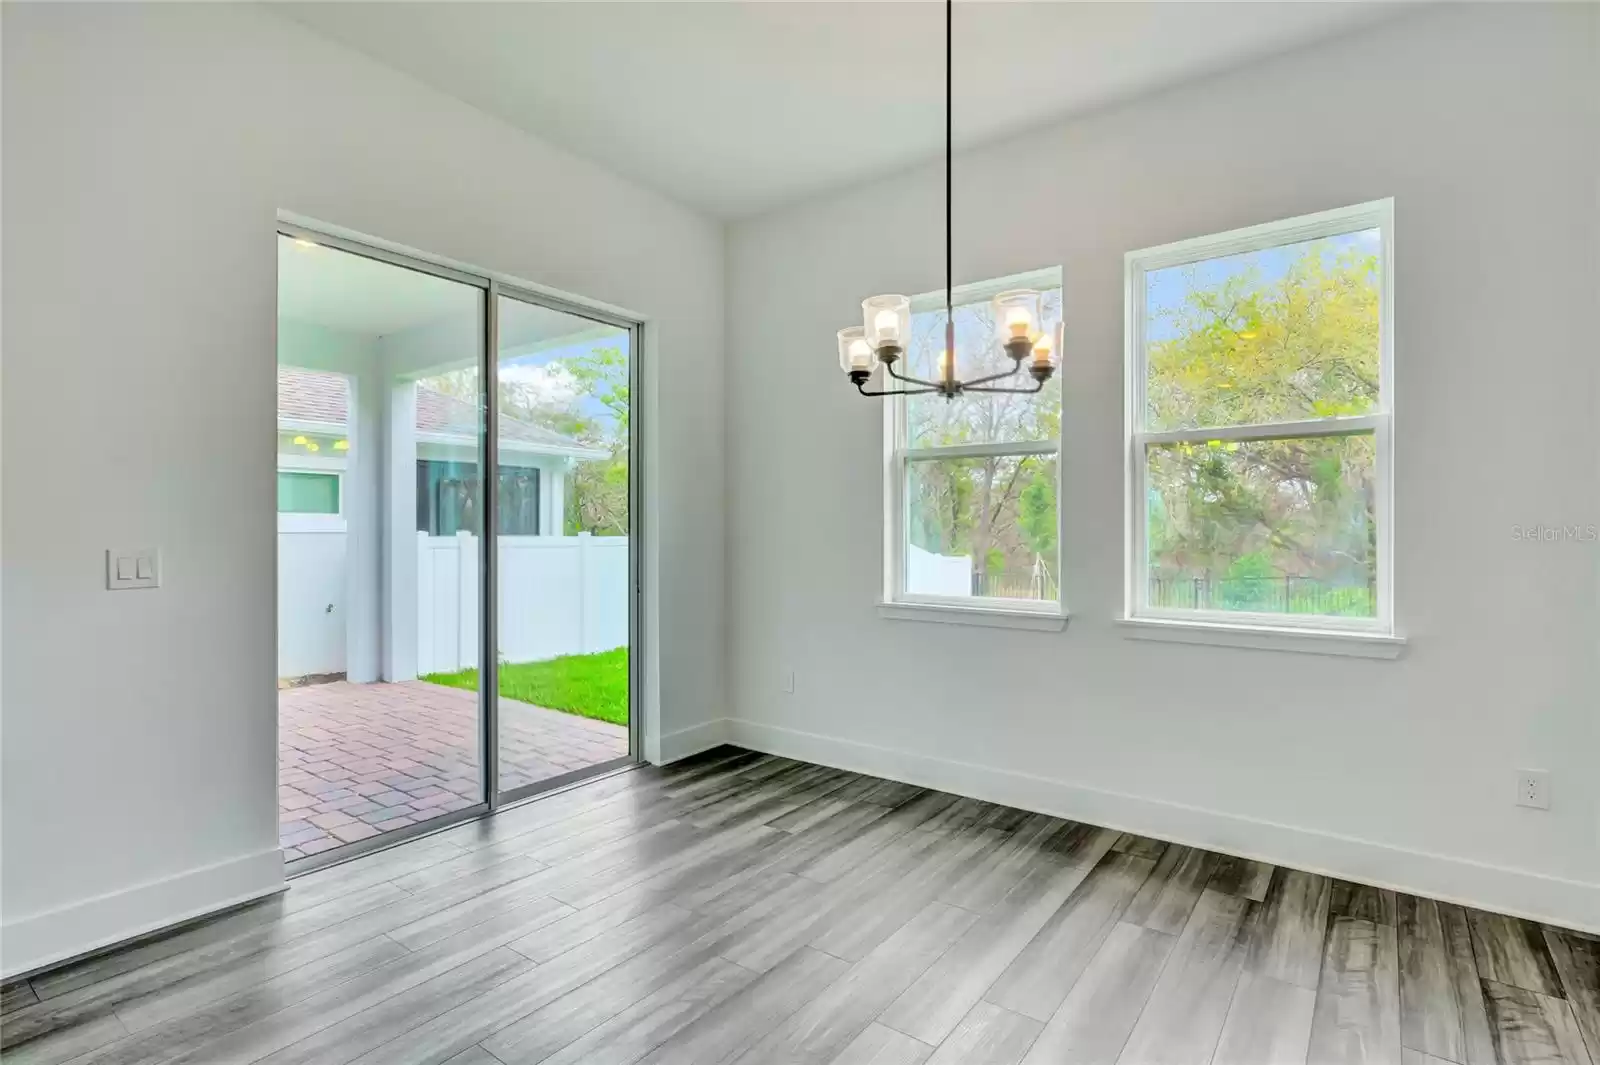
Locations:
493;292;634;800
277;231;486;867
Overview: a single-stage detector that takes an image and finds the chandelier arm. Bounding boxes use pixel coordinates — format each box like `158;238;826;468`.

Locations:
957;362;1027;389
856;381;942;397
882;361;945;390
963;379;1048;395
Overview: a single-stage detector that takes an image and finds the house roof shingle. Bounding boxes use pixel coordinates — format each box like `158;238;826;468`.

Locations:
277;367;593;452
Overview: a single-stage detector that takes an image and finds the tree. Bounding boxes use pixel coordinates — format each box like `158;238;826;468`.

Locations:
560;346;629;535
904;293;1062;595
1143;242;1380;613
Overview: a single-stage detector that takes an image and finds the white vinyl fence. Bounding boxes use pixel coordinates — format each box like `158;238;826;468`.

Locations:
278;528;347;678
906;543;973;597
416;531;629;675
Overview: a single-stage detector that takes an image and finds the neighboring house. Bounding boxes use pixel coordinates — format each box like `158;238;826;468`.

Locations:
276;367;606;536
276;366;617;682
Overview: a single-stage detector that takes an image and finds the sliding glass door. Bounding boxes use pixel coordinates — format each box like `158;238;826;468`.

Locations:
277;224;639;870
492;293;636;803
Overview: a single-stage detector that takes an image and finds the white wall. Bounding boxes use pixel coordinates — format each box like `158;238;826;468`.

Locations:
726;5;1600;929
1;2;725;976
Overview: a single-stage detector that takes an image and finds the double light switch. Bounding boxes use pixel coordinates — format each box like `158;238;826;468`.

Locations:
107;549;160;590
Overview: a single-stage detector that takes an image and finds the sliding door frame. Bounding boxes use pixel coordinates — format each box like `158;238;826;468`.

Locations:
276;221;644;871
489;283;643;810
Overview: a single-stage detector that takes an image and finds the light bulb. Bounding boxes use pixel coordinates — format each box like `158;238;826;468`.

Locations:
1032;333;1054;367
1006;307;1034;339
874;310;901;340
848;338;872;370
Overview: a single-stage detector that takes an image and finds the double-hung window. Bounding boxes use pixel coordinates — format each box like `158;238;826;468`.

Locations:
1124;201;1396;646
884;268;1065;624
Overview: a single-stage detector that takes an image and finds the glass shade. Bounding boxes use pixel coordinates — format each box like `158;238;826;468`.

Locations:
993;289;1042;345
863;294;910;351
837;326;876;374
1032;321;1063;370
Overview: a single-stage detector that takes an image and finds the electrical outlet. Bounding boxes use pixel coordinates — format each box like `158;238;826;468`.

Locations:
1515;770;1551;810
781;670;795;694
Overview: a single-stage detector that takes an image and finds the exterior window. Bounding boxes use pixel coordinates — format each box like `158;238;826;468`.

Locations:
416;460;540;536
887;269;1063;613
1125;200;1393;633
277;471;340;515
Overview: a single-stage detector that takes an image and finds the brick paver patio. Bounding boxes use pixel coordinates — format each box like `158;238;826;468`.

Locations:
278;680;628;859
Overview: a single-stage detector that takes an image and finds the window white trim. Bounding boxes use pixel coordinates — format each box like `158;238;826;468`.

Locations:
883;269;1066;623
1117;617;1404;659
1123;199;1396;642
278;454;346;474
879;600;1069;632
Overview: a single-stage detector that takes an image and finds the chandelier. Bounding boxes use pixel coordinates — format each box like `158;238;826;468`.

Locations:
837;0;1060;399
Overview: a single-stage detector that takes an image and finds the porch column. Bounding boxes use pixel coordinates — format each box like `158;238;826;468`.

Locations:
343;363;383;683
382;378;418;681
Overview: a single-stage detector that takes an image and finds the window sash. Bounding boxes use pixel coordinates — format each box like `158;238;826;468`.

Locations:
1124;199;1394;635
886;441;1063;609
899;439;1057;462
885;270;1064;613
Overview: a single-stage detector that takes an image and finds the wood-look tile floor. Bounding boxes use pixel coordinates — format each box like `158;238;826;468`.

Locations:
4;747;1597;1065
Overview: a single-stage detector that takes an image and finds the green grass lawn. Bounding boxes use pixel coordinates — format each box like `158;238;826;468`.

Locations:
423;648;628;727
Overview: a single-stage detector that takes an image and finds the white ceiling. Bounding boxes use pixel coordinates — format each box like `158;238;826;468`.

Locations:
277;1;1407;219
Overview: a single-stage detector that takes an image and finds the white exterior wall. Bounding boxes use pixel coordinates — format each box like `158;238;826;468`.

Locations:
2;2;725;976
726;4;1600;930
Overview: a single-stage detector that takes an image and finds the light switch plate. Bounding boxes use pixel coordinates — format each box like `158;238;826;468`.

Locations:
107;549;160;590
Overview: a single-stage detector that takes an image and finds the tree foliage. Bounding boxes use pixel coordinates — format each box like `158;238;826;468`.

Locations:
1144;241;1380;614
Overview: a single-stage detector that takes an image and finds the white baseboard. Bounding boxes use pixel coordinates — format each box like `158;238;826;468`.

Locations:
727;719;1600;934
654;717;731;765
1;848;286;980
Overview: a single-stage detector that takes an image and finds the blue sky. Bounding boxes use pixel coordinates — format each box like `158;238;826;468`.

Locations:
1145;228;1378;342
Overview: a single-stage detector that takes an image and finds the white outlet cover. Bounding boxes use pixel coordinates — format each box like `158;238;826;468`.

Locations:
1515;769;1551;810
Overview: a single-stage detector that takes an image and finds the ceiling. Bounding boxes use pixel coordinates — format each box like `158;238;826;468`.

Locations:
278;1;1407;219
278;235;478;335
279;235;617;350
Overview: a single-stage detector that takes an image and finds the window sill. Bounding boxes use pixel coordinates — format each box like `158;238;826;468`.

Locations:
878;601;1069;632
1117;616;1404;659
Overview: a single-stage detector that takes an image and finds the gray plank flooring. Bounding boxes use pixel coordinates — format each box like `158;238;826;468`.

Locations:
3;746;1595;1065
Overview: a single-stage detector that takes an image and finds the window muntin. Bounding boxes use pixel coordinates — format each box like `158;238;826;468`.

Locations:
1127;202;1392;633
888;269;1063;612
